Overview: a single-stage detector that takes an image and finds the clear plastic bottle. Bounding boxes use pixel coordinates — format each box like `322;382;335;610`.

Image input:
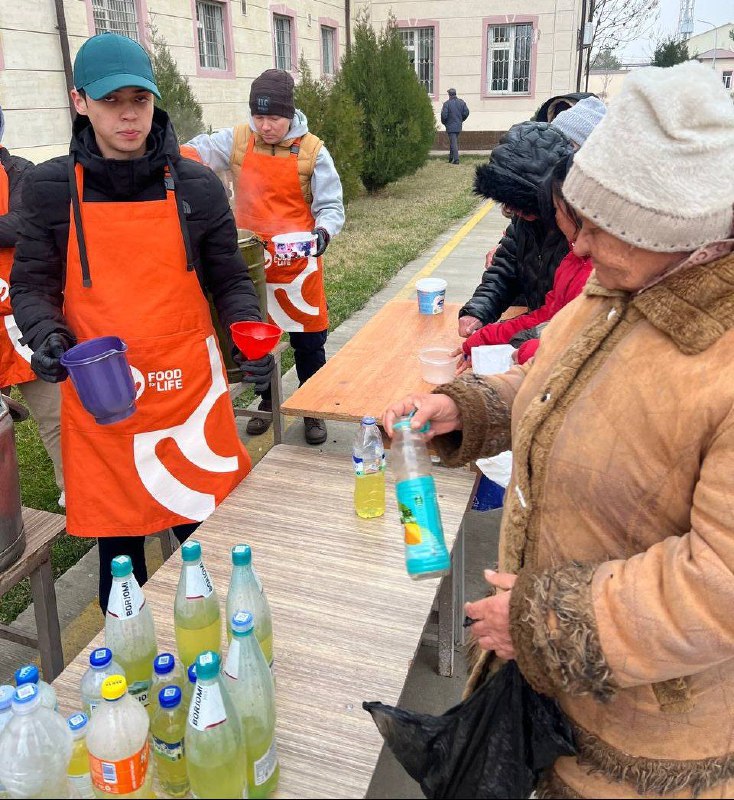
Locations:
223;611;279;798
186;651;246;799
86;675;152;799
226;545;274;670
150;653;185;706
150;686;189;798
67;713;95;799
104;556;157;708
353;416;386;519
183;664;197;707
14;664;58;712
80;648;126;717
391;416;451;579
0;684;72;798
0;685;15;799
174;541;221;669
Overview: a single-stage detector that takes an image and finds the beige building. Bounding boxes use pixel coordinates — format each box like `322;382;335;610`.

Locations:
688;22;734;95
1;0;585;161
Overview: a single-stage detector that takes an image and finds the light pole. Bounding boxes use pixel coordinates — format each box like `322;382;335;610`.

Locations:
696;19;718;72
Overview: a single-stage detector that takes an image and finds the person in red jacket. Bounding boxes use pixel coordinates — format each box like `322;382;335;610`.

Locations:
457;153;591;369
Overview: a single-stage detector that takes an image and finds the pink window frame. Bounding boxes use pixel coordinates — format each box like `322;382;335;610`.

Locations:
481;15;538;100
84;0;150;47
191;0;236;79
394;19;439;100
319;17;340;76
270;5;298;74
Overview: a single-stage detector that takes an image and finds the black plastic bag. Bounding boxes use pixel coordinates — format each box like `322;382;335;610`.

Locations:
363;660;575;799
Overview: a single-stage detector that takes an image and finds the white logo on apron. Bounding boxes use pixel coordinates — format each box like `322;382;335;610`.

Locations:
130;366;146;400
0;279;8;302
265;255;320;333
132;335;238;521
4;315;33;364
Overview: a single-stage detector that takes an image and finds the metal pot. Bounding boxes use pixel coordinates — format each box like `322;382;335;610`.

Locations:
0;394;25;571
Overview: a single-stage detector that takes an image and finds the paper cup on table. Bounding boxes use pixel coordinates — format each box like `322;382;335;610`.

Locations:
416;278;447;315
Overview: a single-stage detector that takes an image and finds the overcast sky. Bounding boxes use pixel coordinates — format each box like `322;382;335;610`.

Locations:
618;0;734;61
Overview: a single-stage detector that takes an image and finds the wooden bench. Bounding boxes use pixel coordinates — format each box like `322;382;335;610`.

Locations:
0;507;67;681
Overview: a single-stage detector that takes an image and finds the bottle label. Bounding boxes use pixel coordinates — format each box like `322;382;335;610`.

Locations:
353;453;385;476
185;562;215;600
396;475;445;548
69;771;94;797
152;735;185;762
128;680;151;707
188;682;228;730
107;578;145;620
89;740;150;794
254;739;278;786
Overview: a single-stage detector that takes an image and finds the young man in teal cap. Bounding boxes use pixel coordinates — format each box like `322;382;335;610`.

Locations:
10;33;267;612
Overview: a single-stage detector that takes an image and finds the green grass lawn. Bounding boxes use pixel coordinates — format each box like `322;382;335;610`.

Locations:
2;156;485;623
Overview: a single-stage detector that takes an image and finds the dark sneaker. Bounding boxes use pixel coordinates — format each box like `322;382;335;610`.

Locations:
304;417;327;445
246;402;272;436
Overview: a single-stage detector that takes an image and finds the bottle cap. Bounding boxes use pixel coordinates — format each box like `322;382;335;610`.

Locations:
195;651;220;681
110;555;133;578
361;416;376;425
12;684;40;713
159;685;182;709
15;664;39;686
187;664;197;684
181;540;201;562
101;675;127;701
67;712;89;737
231;544;252;567
90;647;113;668
0;685;14;711
392;415;430;434
231;610;255;636
153;653;176;675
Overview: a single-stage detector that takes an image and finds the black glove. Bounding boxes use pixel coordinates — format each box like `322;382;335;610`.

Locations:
233;352;275;394
31;332;75;383
312;227;330;257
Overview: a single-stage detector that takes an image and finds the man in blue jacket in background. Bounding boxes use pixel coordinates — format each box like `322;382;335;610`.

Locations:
441;88;469;165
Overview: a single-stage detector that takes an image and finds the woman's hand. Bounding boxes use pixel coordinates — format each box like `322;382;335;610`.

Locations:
465;570;517;660
451;346;471;376
383;393;463;440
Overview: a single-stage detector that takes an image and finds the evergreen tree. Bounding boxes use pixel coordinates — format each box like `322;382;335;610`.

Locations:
591;47;622;69
148;25;206;142
652;37;690;67
341;10;436;192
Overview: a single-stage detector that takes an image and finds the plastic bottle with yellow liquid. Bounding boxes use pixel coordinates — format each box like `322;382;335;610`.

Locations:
150;686;189;798
66;712;94;799
352;416;386;518
174;541;221;669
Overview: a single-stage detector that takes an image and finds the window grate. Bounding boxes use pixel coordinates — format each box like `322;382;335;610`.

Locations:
723;71;732;90
274;15;292;71
92;0;139;41
321;26;336;74
400;27;434;94
488;22;533;94
197;0;227;70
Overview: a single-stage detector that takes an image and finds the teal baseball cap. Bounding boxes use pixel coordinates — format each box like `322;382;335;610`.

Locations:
73;32;160;100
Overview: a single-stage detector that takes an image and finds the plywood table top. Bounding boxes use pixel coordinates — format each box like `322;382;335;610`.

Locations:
53;444;474;799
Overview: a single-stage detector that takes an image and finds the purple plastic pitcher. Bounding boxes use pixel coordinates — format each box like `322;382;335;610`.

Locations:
60;336;137;425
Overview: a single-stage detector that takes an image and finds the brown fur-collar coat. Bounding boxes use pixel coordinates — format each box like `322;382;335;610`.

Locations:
434;253;734;799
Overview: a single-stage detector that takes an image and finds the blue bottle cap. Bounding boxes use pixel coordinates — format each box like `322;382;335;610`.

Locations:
111;555;132;578
231;610;255;635
159;685;182;709
67;712;89;733
392;415;430;434
231;544;252;567
15;664;39;686
361;416;376;425
153;653;175;675
187;664;197;684
13;684;39;706
90;647;113;668
0;685;14;711
181;540;201;562
195;651;220;680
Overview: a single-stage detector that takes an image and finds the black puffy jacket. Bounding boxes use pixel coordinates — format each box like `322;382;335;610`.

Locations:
10;108;260;351
459;122;572;324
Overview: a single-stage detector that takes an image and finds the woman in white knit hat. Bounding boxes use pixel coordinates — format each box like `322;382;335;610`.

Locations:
384;60;734;799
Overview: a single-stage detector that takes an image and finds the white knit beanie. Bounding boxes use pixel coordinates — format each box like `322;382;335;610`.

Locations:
563;61;734;252
551;96;607;147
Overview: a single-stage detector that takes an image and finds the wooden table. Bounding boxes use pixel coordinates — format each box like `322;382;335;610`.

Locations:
282;300;463;423
53;445;474;799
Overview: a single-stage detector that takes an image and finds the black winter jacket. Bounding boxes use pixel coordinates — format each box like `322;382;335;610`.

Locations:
10;108;260;352
459;122;572;324
0;147;33;249
441;96;469;134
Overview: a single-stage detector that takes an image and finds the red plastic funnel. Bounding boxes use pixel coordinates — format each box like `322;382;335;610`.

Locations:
230;321;283;360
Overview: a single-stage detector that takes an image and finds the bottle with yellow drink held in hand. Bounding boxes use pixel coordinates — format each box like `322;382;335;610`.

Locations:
174;540;221;669
391;416;450;580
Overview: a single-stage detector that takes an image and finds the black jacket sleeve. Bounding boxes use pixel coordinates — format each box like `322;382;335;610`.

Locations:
10;164;72;351
198;169;261;335
440;102;449;125
0;155;33;249
459;220;520;325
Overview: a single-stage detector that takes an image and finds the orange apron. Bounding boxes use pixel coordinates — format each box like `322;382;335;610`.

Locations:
235;135;328;333
62;163;250;537
0;149;36;387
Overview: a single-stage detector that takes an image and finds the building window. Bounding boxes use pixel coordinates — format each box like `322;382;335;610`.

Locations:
273;14;293;71
724;71;732;90
321;26;336;75
196;1;227;71
399;27;434;94
487;23;533;94
92;0;139;41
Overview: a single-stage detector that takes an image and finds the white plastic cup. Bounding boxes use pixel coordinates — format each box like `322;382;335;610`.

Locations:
418;347;456;384
416;278;447;315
